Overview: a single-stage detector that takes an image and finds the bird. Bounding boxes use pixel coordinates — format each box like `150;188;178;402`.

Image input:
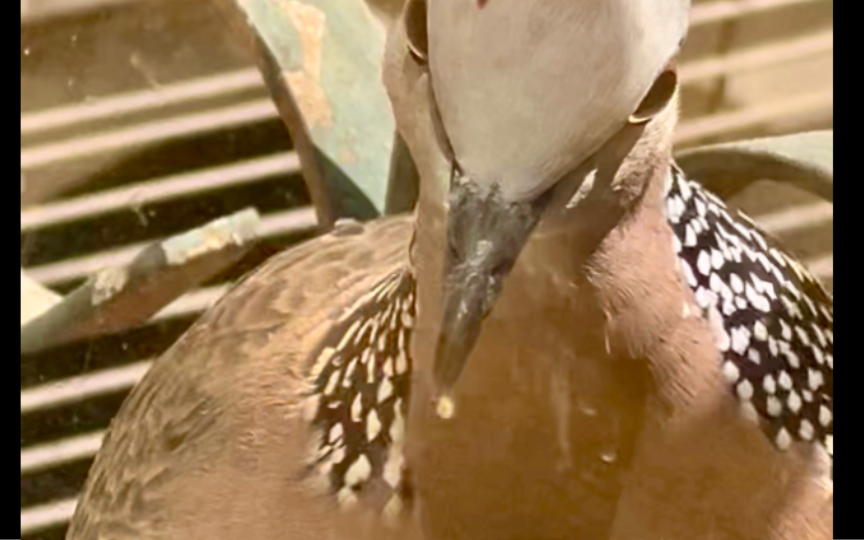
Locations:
67;0;833;539
401;1;832;539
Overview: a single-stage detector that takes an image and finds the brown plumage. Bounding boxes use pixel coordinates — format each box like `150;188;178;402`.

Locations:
403;1;831;539
69;1;832;539
67;216;423;540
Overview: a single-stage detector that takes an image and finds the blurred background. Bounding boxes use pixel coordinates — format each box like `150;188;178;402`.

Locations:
20;0;833;538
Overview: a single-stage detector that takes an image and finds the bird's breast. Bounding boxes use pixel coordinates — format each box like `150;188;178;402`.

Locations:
407;251;646;540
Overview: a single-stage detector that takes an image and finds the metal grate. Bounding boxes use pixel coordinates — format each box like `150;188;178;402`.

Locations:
20;0;832;538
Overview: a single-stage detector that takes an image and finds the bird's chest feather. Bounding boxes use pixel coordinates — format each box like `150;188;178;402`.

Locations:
407;237;647;540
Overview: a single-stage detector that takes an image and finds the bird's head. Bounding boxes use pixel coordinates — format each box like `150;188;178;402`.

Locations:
384;0;690;406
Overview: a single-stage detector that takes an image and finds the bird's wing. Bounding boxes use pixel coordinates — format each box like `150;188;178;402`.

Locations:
67;215;420;540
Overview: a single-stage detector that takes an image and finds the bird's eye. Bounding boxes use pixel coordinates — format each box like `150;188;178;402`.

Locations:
404;0;428;64
628;69;677;124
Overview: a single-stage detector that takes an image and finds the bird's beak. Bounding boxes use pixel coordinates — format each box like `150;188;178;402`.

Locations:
432;168;550;399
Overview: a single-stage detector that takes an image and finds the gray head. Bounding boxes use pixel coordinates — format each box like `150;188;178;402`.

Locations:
428;0;689;200
395;0;690;396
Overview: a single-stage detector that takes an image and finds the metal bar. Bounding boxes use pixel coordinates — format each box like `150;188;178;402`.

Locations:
807;253;833;280
22;0;139;23
21;360;152;415
21;69;264;136
21;497;77;536
21;152;300;232
27;242;147;286
21;209;261;353
151;285;230;321
680;29;833;84
21;431;106;475
26;207;317;286
690;0;827;27
21;269;61;326
675;90;833;144
21;99;279;170
756;201;832;235
257;206;318;236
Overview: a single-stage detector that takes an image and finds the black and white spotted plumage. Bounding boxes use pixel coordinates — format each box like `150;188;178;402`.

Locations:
664;165;833;463
303;269;416;514
297;163;833;515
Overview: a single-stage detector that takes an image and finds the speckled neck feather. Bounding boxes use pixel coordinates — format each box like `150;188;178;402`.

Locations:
663;165;833;464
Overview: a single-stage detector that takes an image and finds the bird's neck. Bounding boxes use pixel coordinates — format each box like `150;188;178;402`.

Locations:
605;94;679;225
402;109;684;540
530;99;678;269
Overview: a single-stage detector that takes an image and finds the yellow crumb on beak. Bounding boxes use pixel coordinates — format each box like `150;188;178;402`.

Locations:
435;394;455;419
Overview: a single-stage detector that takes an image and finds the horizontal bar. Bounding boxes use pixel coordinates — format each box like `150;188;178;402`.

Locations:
21;99;279;170
257;206;318;237
25;206;318;286
756;203;833;282
756;201;833;235
690;0;827;27
27;243;149;287
806;253;833;280
680;29;832;84
21;152;300;232
21;497;77;535
151;285;229;321
21;69;264;136
21;0;140;22
21;269;61;326
21;360;152;415
21;431;105;475
675;90;833;144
